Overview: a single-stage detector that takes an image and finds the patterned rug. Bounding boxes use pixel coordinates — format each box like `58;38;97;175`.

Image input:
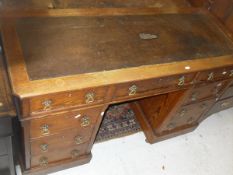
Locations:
95;103;141;142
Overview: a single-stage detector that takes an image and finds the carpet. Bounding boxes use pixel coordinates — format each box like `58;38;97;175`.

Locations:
95;103;141;142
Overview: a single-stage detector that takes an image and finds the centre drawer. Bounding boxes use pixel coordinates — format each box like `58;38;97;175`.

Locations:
29;106;104;139
112;73;196;101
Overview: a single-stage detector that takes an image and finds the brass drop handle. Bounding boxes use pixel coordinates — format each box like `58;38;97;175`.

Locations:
129;85;138;96
207;72;214;81
178;76;185;86
42;99;52;110
179;109;187;117
71;149;80;158
221;102;230;108
200;103;208;109
167;123;175;130
39;157;48;167
41;124;50;135
0;102;3;107
230;70;233;77
191;92;197;101
80;116;91;127
40;144;48;152
187;117;194;124
75;136;83;145
85;92;95;104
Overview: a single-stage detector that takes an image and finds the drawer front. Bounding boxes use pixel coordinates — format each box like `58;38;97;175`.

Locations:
183;80;230;105
208;96;233;115
0;139;7;156
29;86;108;114
31;128;92;156
197;66;233;82
220;83;233;99
163;99;215;131
112;73;196;101
31;143;88;168
30;106;104;139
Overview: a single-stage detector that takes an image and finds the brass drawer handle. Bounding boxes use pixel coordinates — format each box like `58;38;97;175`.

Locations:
41;124;50;135
71;149;80;158
178;76;185;86
200;103;208;109
191;92;197;101
207;72;214;81
42;99;52;110
39;157;48;167
75;136;83;145
40;144;48;152
0;102;3;107
80;116;91;127
85;92;95;104
129;85;137;96
221;102;230;108
179;109;187;117
230;70;233;77
167;123;176;130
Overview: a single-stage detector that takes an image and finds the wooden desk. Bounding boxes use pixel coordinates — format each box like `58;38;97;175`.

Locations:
1;7;233;174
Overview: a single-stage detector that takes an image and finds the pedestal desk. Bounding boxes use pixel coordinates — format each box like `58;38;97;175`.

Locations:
1;6;233;175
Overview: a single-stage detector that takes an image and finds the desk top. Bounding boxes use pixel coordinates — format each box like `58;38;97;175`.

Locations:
1;8;233;98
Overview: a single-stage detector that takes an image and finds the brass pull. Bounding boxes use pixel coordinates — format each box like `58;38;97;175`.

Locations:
39;157;48;167
42;99;52;110
179;109;186;117
41;124;49;135
80;116;91;127
230;70;233;77
75;136;83;145
85;92;95;104
221;102;230;108
167;123;175;130
207;72;214;81
191;92;197;101
187;117;194;124
71;149;80;158
40;144;48;152
200;103;208;109
129;85;137;96
178;76;185;86
0;102;3;107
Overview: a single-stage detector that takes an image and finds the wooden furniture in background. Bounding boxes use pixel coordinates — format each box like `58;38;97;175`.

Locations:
0;46;16;175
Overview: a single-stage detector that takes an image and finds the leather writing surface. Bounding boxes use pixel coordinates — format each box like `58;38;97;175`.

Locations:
15;14;233;80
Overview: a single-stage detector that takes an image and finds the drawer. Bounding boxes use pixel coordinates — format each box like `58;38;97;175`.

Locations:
30;106;104;139
112;73;196;101
0;139;7;156
183;80;230;105
31;128;92;156
208;96;233;115
163;99;215;131
29;86;109;114
220;84;233;99
31;143;88;168
197;66;233;82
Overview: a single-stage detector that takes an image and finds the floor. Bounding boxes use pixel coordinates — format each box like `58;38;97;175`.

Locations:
16;108;233;175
